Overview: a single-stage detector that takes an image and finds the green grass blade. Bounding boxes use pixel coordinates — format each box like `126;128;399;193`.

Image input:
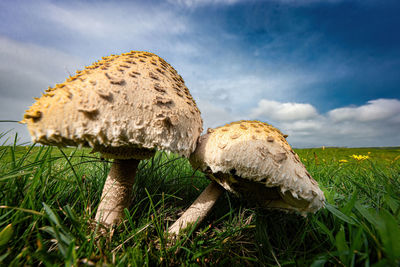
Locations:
42;203;62;227
314;219;335;244
354;202;380;226
326;203;358;225
375;210;400;263
0;224;13;246
0;170;36;182
335;225;350;265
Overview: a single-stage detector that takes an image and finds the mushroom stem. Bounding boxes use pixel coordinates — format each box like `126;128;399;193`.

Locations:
168;181;224;236
95;159;140;227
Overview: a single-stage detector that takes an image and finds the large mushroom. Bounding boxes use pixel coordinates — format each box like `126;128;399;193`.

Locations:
169;120;325;235
21;51;203;227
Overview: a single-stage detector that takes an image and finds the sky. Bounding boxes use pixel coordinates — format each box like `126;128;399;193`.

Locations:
0;0;399;148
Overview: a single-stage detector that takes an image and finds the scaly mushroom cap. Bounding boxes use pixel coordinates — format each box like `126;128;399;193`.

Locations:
22;51;203;159
189;120;325;214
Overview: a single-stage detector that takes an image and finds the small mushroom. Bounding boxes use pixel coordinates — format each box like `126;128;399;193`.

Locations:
21;51;203;227
168;120;325;235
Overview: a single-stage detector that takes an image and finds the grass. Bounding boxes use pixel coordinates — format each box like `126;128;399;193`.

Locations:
0;132;399;266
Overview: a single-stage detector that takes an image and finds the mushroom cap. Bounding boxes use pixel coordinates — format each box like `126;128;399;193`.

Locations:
189;120;325;214
22;51;203;159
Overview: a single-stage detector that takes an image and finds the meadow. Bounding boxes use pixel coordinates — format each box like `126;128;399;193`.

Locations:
0;132;399;266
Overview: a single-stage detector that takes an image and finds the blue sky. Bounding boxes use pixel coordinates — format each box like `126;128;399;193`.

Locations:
0;0;399;147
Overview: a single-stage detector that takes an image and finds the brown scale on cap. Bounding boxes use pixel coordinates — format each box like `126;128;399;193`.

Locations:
154;96;174;107
94;87;112;99
128;70;141;78
218;143;227;149
149;72;159;81
119;64;130;69
104;72;125;85
156;68;165;75
159;63;167;70
230;133;241;139
153;83;166;93
24;110;42;122
123;59;136;64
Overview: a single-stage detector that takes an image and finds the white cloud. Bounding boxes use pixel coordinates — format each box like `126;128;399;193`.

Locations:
328;99;400;122
250;99;319;121
281;120;322;131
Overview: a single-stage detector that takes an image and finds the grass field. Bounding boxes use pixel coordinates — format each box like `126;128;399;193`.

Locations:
0;132;399;266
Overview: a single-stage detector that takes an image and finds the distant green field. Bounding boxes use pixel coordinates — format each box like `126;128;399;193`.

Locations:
296;146;400;164
0;133;399;266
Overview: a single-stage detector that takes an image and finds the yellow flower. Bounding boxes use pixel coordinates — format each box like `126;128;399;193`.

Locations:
350;154;370;161
339;159;348;163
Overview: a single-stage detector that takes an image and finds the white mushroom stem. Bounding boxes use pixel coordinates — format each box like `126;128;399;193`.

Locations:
168;181;224;236
95;159;140;227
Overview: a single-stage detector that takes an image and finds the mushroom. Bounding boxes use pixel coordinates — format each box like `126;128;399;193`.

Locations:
168;120;325;235
21;51;203;227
